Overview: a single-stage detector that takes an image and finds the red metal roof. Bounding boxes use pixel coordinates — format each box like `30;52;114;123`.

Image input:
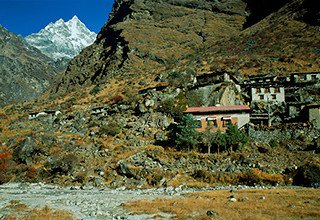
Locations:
185;105;250;114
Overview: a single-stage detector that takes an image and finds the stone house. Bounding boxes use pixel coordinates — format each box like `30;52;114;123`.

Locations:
291;72;320;83
243;75;277;85
28;110;61;120
184;105;250;132
194;72;240;90
240;74;285;103
250;86;285;103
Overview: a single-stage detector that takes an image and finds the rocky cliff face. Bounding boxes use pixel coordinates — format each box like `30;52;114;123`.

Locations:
25;16;96;61
53;0;319;94
0;26;58;106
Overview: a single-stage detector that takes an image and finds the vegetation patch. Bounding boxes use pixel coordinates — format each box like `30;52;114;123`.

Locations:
124;189;320;220
2;200;73;220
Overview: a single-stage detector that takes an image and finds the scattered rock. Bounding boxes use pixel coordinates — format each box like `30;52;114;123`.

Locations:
206;210;216;218
117;161;136;179
239;196;249;202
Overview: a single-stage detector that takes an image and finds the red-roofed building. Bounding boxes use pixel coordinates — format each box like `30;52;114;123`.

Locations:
184;105;250;132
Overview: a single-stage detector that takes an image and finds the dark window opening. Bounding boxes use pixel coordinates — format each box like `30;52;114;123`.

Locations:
222;119;232;127
207;118;217;128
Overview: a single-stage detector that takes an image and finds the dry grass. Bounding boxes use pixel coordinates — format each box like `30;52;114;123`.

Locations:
22;207;73;220
124;188;320;220
3;201;73;220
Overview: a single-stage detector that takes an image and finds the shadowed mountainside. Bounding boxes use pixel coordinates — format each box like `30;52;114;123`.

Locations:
0;26;58;106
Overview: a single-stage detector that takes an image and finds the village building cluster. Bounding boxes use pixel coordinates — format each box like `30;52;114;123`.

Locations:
185;72;320;131
27;72;319;133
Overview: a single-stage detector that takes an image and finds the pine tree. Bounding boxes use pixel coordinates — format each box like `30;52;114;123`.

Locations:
175;114;201;151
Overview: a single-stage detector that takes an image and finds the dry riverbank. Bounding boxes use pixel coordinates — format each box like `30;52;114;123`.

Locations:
1;183;319;219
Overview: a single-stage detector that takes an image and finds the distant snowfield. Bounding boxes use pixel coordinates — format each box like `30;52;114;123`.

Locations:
25;16;97;60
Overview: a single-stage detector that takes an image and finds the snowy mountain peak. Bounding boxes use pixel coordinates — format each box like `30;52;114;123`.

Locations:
56;18;65;24
70;15;80;22
25;16;97;61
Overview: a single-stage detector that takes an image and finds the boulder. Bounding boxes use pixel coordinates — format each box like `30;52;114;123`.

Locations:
293;161;320;187
14;137;35;165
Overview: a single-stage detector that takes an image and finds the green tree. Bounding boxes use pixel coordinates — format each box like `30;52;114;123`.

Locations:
214;130;227;153
175;114;201;151
225;124;249;152
202;128;226;154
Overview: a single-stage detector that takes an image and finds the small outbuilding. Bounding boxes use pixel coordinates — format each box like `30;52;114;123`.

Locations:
28;110;61;120
291;72;320;83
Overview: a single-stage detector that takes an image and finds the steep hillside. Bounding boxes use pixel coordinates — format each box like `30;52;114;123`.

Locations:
0;0;319;189
54;0;320;93
26;16;96;61
53;0;247;92
0;26;58;106
198;0;320;76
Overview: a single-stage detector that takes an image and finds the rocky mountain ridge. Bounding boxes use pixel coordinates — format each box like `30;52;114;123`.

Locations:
0;25;58;106
53;0;320;94
26;16;96;61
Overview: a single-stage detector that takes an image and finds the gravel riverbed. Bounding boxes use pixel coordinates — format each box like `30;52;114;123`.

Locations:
0;183;288;220
0;183;200;220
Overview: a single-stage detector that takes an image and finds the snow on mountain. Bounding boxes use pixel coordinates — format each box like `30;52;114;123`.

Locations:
25;16;97;61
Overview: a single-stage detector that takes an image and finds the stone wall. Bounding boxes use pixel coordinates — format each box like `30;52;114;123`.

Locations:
249;125;318;144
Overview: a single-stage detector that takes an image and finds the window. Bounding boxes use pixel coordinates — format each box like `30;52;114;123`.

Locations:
207;118;217;128
194;120;202;128
274;87;280;93
271;94;277;100
222;117;232;127
256;88;261;93
265;88;270;93
259;95;264;100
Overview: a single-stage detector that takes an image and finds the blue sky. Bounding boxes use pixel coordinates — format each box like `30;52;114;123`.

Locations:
0;0;114;36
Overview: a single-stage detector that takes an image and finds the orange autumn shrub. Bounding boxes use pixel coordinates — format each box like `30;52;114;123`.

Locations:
0;147;15;184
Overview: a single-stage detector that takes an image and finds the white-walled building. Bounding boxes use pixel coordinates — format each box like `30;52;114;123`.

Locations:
251;86;285;103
